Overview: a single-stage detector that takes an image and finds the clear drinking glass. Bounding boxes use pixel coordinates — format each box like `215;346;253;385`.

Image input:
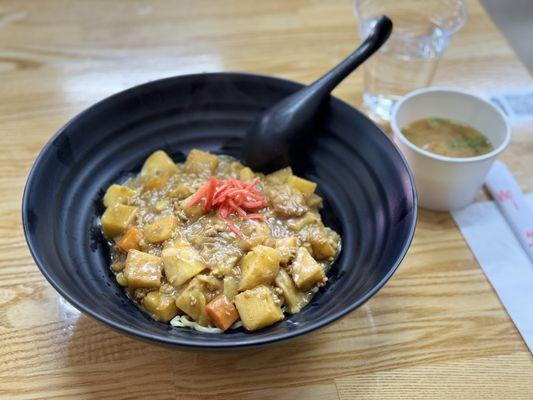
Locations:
354;0;467;121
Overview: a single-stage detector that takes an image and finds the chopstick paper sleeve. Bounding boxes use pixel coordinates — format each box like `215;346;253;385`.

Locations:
485;160;533;263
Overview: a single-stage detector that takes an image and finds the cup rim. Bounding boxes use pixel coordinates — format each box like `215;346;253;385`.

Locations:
390;86;512;164
353;0;468;37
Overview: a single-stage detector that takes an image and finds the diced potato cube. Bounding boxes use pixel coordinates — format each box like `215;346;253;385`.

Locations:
239;222;272;251
101;204;139;237
111;261;125;272
287;175;316;196
238;245;281;291
223;276;239;301
275;237;299;264
234;285;284;331
124;250;162;289
184;149;219;174
206;295;239;331
103;184;135;208
310;233;337;260
195;274;222;291
266;167;293;184
169;183;193;199
287;212;319;231
163;237;189;250
275;269;311;314
140;150;179;180
175;278;209;325
143;291;178;322
116;272;128;286
181;197;205;218
238;167;255;181
144;214;177;243
232;161;245;171
143;176;167;191
290;247;326;290
155;200;169;212
213;255;239;276
162;244;206;287
306;193;323;208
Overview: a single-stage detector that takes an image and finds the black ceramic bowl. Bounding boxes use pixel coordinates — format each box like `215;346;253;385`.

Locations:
22;73;416;349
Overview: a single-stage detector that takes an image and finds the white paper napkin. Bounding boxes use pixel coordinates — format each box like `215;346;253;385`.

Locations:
451;194;533;353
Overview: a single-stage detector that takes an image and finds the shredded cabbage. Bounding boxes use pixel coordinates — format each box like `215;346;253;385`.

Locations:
230;320;243;329
170;315;223;333
170;315;243;333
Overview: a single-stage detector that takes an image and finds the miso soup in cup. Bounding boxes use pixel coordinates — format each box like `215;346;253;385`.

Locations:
391;87;511;211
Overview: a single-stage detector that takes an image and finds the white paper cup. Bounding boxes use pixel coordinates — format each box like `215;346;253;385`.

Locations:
391;87;511;211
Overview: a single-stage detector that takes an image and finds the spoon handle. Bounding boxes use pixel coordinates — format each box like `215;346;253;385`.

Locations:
241;16;392;171
310;16;392;97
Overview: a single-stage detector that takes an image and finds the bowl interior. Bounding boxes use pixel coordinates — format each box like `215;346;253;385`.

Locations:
393;88;510;158
23;73;416;348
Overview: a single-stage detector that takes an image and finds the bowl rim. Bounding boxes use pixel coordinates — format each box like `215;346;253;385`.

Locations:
22;71;418;348
390;86;511;164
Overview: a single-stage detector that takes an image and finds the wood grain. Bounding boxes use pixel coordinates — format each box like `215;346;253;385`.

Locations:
335;353;533;399
0;0;531;399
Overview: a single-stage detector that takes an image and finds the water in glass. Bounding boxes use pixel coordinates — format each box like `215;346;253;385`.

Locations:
355;0;466;121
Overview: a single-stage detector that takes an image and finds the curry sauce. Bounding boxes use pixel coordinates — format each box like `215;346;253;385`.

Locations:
100;149;341;332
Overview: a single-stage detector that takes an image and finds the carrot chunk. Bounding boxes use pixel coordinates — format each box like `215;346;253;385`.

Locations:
117;227;142;252
206;295;239;331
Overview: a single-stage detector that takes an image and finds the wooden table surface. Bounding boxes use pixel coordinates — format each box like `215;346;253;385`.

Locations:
1;0;532;399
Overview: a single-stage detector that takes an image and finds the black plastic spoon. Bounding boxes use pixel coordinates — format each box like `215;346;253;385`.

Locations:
242;16;392;172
